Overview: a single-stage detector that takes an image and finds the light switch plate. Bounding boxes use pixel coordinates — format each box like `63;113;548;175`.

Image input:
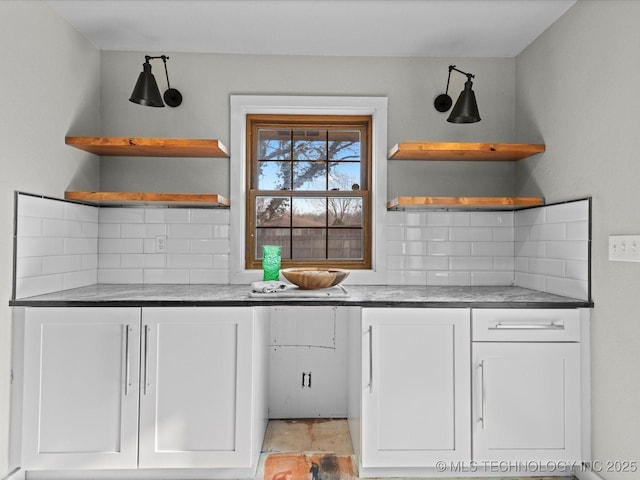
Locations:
609;235;640;262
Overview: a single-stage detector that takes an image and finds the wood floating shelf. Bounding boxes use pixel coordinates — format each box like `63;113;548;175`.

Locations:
65;191;230;208
65;136;229;158
387;196;544;210
388;142;545;161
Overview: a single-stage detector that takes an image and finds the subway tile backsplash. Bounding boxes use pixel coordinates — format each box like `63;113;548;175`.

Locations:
96;206;230;285
15;194;99;298
514;199;590;300
14;193;230;298
386;199;590;300
386;211;516;287
14;193;590;300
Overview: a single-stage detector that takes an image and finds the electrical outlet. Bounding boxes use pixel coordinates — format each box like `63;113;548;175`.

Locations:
155;236;167;253
609;235;640;262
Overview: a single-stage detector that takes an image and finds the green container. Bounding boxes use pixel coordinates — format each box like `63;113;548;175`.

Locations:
262;245;282;281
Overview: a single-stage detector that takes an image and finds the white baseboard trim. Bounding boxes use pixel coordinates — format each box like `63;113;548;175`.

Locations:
574;466;605;480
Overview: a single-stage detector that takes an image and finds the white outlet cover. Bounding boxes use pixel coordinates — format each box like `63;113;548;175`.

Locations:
155;236;167;253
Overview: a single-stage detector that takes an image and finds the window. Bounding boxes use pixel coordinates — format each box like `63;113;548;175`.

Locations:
246;114;372;269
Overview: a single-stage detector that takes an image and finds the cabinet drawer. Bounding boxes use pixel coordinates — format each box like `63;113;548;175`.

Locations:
472;309;580;342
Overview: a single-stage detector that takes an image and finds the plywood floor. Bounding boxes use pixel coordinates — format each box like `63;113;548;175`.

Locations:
262;418;353;455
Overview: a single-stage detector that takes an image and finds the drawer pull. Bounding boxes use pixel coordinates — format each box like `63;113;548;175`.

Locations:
478;361;486;429
143;324;150;395
489;322;564;330
123;324;131;396
367;325;373;393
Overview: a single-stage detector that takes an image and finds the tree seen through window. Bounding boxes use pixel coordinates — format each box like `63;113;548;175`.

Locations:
246;115;371;269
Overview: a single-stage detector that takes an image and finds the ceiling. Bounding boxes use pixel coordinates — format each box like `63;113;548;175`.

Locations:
47;0;576;58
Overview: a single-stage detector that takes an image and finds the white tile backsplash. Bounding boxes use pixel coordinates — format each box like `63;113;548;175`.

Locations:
470;211;513;227
18;237;65;258
98;207;230;284
387;199;590;296
143;268;190;284
15;194;99;298
98;268;144;284
120;223;148;238
99;207;145;224
545;201;589;224
189;269;230;284
449;226;494;241
387;211;517;287
428;271;471;286
14;194;590;299
18;194;65;219
14;194;233;296
514;199;590;300
42;255;83;275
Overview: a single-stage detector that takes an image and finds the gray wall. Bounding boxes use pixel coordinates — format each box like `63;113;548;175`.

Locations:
98;51;517;198
516;1;640;476
0;2;100;475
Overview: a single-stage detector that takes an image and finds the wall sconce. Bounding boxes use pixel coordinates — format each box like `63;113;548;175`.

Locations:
129;55;182;108
433;65;480;123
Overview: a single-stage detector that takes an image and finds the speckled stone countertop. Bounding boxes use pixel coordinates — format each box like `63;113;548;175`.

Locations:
9;284;593;308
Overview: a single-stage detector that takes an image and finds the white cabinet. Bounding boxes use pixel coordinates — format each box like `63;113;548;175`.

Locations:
22;307;141;470
139;307;258;469
471;309;582;463
360;308;471;468
20;306;268;474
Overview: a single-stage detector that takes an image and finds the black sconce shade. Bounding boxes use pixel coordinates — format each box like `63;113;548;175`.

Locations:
434;65;480;124
447;78;481;123
130;55;182;108
130;60;164;107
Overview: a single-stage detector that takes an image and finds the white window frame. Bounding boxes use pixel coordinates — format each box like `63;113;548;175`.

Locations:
230;95;388;285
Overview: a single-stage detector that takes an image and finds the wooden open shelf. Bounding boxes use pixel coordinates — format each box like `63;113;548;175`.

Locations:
387;196;544;210
65;191;230;207
388;142;545;161
65;136;229;158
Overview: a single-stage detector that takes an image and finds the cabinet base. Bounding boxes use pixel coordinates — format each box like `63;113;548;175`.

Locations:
358;464;578;478
19;467;258;480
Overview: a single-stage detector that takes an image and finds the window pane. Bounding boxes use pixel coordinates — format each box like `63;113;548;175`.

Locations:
248;115;371;269
328;130;361;160
258;130;291;160
255;196;290;227
292;198;326;227
328;197;362;226
292;228;326;259
258;161;292;190
293;161;327;190
328;162;361;190
293;130;327;160
328;229;363;259
256;229;290;259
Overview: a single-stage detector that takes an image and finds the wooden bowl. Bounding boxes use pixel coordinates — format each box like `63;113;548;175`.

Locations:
281;268;350;290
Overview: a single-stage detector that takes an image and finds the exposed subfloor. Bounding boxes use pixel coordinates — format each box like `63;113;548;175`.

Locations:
262;418;353;455
258;419;575;480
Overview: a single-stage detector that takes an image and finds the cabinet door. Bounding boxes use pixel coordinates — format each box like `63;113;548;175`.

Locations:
472;342;581;462
138;307;255;469
22;307;141;470
361;308;471;467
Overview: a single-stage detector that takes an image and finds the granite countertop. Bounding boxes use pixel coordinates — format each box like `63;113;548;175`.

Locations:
9;284;593;308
